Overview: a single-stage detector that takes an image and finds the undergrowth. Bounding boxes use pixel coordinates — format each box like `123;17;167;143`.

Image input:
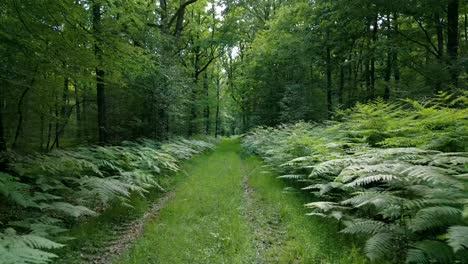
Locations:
0;138;216;264
243;93;468;263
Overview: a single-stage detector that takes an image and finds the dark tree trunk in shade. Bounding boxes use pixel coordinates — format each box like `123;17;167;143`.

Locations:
0;85;6;152
74;82;82;140
93;1;108;144
383;14;392;101
326;45;332;118
338;65;344;106
447;0;459;87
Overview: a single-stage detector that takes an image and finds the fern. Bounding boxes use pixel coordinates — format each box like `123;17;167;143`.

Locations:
447;226;468;253
409;207;462;232
406;241;454;264
242;95;467;263
364;232;397;261
0;228;63;264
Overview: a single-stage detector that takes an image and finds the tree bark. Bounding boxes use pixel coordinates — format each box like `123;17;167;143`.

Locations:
160;0;167;32
93;1;108;144
203;72;210;135
384;14;392;101
214;73;220;138
0;85;6;152
338;64;344;106
326;45;332;118
369;16;377;101
74;82;81;140
435;12;444;60
54;91;60;149
447;0;459;87
12;69;37;149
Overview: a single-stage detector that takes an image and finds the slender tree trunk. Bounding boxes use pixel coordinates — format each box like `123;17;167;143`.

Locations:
384;14;392;101
434;11;445;92
46;108;52;151
204;72;210;135
188;51;200;136
54;92;60;149
93;2;108;144
160;0;167;32
369;16;377;100
365;56;371;101
0;106;6;171
393;14;401;84
74;82;81;140
58;76;69;146
435;12;444;60
12;68;37;149
326;45;332;118
447;0;459;87
0;109;6;153
0;85;6;152
81;86;87;140
39;113;44;151
214;72;221;137
465;14;467;46
338;64;344;106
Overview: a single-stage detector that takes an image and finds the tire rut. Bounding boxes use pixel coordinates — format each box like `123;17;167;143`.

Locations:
241;163;287;264
86;190;176;264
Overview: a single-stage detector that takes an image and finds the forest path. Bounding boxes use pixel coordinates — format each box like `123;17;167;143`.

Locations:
115;139;366;264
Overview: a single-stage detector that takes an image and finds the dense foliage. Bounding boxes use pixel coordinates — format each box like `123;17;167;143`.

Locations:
0;138;215;264
1;0;466;262
1;0;466;151
243;94;468;263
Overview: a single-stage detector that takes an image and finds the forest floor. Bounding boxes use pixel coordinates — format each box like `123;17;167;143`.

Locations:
73;139;367;264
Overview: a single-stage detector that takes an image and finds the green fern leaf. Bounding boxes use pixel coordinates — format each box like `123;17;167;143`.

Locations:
447;226;468;252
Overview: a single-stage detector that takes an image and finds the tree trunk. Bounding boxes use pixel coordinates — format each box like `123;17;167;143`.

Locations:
0;85;6;152
326;45;332;118
204;72;210;135
160;0;167;32
435;12;444;60
12;69;37;149
365;56;371;101
384;14;392;101
74;82;82;140
39;113;44;151
0;108;6;172
54;92;60;149
46;108;52;151
447;0;459;87
465;14;467;46
369;16;377;100
214;73;220;138
93;2;108;144
174;0;186;41
338;64;344;106
188;50;200;136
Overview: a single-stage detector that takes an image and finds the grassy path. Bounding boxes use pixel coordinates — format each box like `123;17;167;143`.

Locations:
117;139;367;264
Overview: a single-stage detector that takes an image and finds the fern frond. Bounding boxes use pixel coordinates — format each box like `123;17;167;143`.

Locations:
406;240;454;264
346;174;397;187
364;232;397;261
409;206;462;232
0;228;63;264
304;201;347;212
46;202;96;218
447;226;468;252
277;174;306;180
341;220;389;235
